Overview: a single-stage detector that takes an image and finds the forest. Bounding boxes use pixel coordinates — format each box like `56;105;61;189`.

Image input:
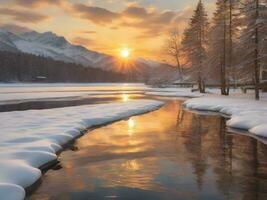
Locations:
0;51;127;83
166;0;267;99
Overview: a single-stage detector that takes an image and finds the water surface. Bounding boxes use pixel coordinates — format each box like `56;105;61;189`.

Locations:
29;100;267;200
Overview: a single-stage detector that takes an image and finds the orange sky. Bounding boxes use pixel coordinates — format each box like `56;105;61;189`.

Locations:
0;0;215;61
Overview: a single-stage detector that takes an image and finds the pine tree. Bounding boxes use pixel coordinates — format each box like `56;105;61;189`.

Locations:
239;0;267;100
181;0;209;93
207;0;229;95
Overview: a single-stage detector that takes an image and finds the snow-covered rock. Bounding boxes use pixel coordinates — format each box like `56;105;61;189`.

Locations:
0;99;163;200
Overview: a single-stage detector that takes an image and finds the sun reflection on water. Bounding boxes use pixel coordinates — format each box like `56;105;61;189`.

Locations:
122;94;129;102
128;118;135;136
123;160;140;171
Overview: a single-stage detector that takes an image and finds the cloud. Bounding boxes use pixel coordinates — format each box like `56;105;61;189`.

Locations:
71;36;96;47
72;4;120;24
0;23;32;33
14;0;62;8
120;6;191;39
122;5;149;18
0;8;49;23
71;3;193;38
81;30;97;34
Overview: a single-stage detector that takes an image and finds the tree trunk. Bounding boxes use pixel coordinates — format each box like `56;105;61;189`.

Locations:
254;0;260;100
229;0;236;89
221;0;228;96
175;54;182;79
198;77;206;93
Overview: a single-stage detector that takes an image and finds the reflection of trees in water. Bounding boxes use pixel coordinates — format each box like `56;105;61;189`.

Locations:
176;109;208;190
176;106;267;200
230;138;267;200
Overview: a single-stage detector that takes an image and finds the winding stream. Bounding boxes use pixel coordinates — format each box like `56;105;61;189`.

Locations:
28;100;267;200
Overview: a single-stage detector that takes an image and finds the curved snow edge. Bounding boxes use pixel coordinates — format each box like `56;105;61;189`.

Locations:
184;97;267;138
0;100;164;200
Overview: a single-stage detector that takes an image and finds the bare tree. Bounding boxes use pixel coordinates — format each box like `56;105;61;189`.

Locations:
166;28;182;78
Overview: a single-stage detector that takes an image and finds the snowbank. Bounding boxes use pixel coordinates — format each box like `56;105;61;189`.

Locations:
184;97;267;138
0;99;163;200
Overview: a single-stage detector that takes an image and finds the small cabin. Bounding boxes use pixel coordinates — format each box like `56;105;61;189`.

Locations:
34;76;47;82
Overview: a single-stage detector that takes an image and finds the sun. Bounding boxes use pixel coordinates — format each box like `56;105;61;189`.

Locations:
120;48;130;58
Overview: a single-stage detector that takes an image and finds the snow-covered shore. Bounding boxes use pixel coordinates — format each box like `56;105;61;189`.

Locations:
0;99;163;200
145;87;267;138
184;97;267;138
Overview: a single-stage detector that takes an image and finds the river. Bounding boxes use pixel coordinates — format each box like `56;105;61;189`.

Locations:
28;100;267;200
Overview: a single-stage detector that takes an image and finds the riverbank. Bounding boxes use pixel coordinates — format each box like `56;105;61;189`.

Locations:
0;100;163;200
184;96;267;138
145;87;267;138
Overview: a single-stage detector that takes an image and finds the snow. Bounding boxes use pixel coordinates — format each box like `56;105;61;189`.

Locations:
0;83;147;93
0;184;25;200
184;97;267;138
0;99;163;200
147;91;203;98
0;91;143;104
146;87;201;97
0;83;148;104
146;87;267;138
146;87;214;97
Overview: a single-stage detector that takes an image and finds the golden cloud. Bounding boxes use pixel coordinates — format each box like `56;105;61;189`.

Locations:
0;8;49;23
15;0;62;8
71;3;193;39
72;4;120;24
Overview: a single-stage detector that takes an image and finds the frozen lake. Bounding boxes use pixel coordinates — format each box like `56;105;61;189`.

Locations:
0;83;149;112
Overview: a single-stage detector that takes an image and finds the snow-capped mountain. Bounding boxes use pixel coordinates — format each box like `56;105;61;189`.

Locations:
0;30;107;67
0;29;21;52
0;28;179;82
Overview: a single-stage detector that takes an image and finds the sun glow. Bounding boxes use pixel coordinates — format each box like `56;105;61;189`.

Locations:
122;94;129;102
120;48;130;58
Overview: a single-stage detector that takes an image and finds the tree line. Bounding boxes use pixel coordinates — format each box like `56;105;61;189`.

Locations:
0;51;128;83
166;0;267;99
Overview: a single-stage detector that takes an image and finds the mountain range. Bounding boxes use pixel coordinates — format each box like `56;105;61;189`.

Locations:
0;28;179;82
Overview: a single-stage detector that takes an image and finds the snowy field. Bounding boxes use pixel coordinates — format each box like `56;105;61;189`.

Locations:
1;83;255;103
0;99;163;200
146;88;204;98
0;83;148;104
0;83;148;93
